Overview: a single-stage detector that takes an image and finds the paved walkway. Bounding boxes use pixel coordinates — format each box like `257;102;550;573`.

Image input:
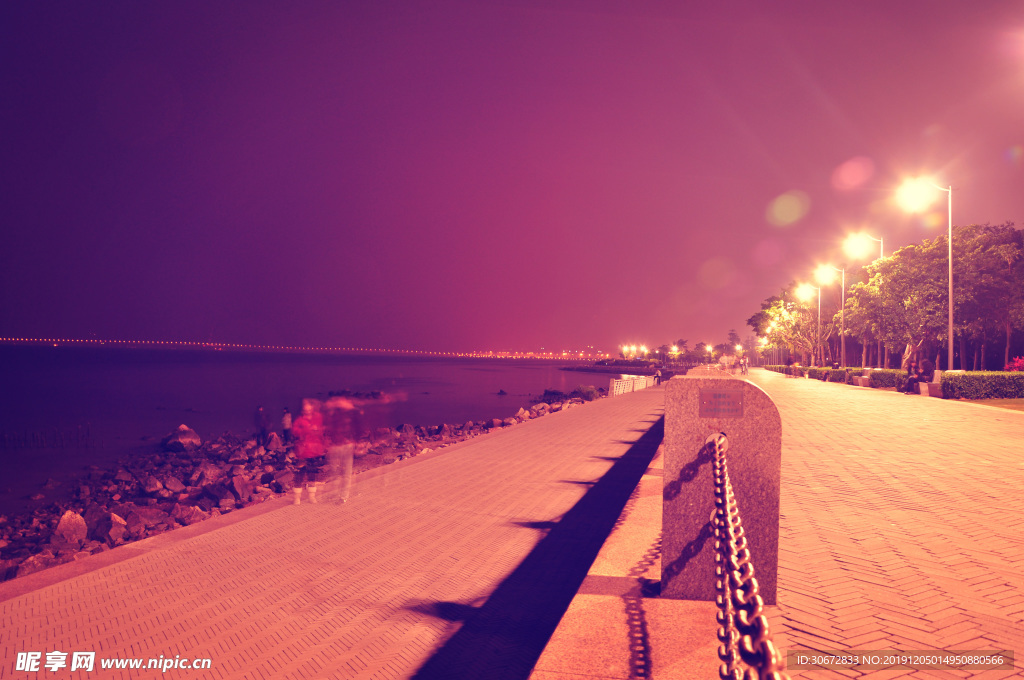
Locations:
0;389;666;680
747;370;1024;679
5;372;1023;679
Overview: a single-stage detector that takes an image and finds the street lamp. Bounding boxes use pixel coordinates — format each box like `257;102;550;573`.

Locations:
843;232;884;261
843;231;886;367
795;282;821;365
815;264;846;367
897;177;954;370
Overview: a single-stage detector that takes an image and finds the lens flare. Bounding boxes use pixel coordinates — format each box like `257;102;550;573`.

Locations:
1005;145;1023;164
831;156;875;191
766;191;810;226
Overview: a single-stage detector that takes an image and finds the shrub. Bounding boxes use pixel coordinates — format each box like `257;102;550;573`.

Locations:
942;371;1024;399
1005;357;1024;372
571;385;600;401
827;369;848;383
868;369;904;388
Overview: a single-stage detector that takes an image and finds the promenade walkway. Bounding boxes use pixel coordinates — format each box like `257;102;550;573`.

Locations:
4;371;1023;679
0;388;666;680
748;370;1024;679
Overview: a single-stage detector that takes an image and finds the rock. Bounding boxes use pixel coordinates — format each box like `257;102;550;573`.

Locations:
464;421;474;430
530;402;550;415
162;476;186;493
490;418;503;429
273;471;295;488
190;462;225;486
53;511;88;546
83;504;107;533
142;476;164;494
162;424;201;452
228;476;253;502
114;469;134;483
265;432;284;451
227;448;249;464
94;513;127;546
29;493;45;501
16;551;57;578
503;418;516;427
124;512;147;538
203;483;235;506
172;505;208;526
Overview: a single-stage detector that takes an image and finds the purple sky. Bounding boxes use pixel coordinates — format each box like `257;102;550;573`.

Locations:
3;1;1023;353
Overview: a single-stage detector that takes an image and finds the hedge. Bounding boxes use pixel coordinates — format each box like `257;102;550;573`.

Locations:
942;371;1024;399
764;365;866;384
868;369;904;388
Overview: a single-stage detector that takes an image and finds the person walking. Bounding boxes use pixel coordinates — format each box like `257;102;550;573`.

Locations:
290;399;325;504
254;406;270;447
281;407;293;443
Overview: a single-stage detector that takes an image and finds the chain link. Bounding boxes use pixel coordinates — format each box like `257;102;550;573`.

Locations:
711;433;789;680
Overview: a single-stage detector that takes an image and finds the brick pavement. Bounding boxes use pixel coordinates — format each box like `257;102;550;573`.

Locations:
0;388;665;680
745;370;1024;680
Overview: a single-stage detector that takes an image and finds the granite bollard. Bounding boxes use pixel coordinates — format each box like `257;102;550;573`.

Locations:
661;372;781;604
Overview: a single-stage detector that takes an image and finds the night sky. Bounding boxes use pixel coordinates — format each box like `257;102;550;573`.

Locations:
3;1;1023;353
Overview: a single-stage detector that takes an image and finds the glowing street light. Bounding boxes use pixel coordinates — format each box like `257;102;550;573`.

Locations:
897;176;954;370
795;282;821;365
843;232;884;261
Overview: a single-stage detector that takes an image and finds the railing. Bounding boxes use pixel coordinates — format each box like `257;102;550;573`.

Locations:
609;375;657;396
710;432;789;680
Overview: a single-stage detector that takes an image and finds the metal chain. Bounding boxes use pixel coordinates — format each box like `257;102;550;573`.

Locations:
711;433;789;680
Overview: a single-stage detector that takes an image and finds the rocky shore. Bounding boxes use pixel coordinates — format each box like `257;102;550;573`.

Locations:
0;391;597;582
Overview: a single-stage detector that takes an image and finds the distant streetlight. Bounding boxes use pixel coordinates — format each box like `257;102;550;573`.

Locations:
815;263;847;367
795;282;821;365
897;176;954;370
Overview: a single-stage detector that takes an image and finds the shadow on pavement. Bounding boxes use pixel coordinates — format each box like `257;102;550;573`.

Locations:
411;416;664;680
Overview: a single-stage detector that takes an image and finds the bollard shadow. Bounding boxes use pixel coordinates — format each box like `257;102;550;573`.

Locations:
410;416;665;680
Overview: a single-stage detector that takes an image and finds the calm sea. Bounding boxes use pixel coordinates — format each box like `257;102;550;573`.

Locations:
0;346;610;515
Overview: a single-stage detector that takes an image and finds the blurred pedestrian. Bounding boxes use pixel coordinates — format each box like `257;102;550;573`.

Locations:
281;407;292;443
291;399;325;504
254;405;270;447
323;396;365;504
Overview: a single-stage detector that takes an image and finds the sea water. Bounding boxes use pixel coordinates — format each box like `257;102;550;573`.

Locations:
0;346;607;514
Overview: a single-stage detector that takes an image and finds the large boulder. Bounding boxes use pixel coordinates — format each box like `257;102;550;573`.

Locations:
162;424;201;452
53;510;88;546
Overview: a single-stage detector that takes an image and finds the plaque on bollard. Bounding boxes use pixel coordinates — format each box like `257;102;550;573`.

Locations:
661;373;781;604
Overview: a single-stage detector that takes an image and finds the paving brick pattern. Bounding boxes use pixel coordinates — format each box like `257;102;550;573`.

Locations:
745;371;1024;679
0;390;665;680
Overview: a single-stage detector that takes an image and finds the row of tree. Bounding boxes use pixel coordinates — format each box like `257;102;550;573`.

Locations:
747;223;1024;371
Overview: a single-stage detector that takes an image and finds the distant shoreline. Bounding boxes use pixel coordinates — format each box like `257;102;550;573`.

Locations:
0;338;605;362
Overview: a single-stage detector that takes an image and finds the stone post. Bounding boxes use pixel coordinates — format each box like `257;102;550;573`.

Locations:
661;372;781;604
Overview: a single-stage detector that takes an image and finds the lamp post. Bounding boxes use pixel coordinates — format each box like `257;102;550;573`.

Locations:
897;178;954;371
815;264;846;367
843;232;885;367
796;282;821;366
